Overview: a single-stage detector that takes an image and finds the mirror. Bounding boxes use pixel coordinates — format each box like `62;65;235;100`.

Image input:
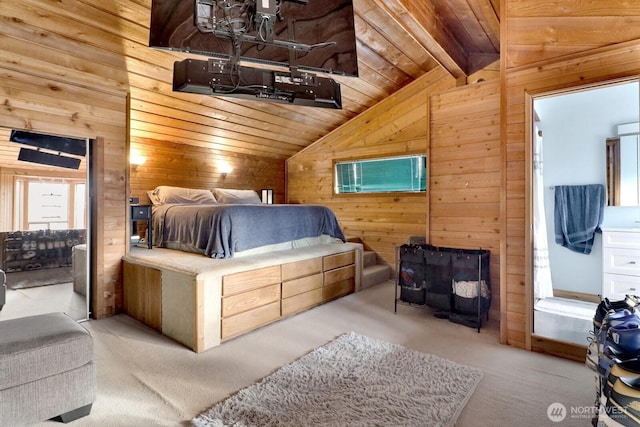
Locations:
531;78;639;347
606;130;640;206
0;127;91;322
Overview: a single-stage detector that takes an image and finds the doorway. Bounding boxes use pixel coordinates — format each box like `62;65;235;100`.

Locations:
0;128;92;322
531;79;640;346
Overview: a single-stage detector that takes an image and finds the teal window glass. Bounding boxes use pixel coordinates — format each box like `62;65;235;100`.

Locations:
335;154;427;194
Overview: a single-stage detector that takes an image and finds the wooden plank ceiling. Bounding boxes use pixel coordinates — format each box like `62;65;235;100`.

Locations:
0;0;500;163
133;0;500;160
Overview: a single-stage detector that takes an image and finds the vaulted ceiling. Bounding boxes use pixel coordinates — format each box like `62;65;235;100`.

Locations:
0;0;501;164
359;0;500;81
131;0;501;160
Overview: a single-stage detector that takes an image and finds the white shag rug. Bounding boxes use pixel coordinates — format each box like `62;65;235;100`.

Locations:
192;332;483;427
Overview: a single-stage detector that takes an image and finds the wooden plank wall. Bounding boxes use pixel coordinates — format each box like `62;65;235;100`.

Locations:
129;138;285;205
287;68;455;270
429;80;502;321
0;78;126;318
502;0;640;350
0;0;129;318
505;1;640;69
0;0;289;318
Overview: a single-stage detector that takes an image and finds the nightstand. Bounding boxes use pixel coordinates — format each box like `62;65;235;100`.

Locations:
130;204;152;249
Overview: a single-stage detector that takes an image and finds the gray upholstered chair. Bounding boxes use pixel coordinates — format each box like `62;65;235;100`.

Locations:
0;312;96;425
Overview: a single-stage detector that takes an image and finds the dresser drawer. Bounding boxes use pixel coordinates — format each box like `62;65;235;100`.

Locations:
282;288;323;316
603;231;640;250
324;264;356;286
222;265;281;296
282;273;323;298
221;301;281;340
603;273;640;300
603;248;640;276
323;251;355;271
222;283;280;318
323;277;355;301
281;257;322;282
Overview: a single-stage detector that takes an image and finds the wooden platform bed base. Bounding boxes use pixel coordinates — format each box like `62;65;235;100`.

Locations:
122;243;363;353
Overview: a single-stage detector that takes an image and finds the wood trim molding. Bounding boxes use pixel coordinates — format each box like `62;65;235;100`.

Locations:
531;335;587;363
524;91;533;352
553;289;600;304
498;0;508;347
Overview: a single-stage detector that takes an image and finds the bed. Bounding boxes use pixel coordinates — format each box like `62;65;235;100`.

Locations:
147;187;346;259
123;242;363;352
124;186;360;352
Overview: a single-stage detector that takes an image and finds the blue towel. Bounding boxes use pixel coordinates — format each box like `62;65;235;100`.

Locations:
554;184;605;255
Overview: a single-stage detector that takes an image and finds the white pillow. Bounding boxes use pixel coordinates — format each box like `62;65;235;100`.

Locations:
213;188;262;204
147;186;217;205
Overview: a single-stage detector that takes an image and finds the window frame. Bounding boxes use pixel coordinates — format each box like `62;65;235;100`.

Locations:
333;153;428;195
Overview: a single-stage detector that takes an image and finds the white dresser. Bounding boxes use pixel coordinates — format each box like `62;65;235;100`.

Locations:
602;227;640;300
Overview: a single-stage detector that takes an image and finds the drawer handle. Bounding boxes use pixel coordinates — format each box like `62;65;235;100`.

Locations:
631;288;637;292
631;261;637;265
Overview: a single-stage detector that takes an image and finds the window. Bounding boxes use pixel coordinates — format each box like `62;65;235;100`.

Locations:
14;177;86;230
74;183;86;229
28;182;69;230
334;154;427;194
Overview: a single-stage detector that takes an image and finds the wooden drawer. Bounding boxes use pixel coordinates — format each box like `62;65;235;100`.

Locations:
131;205;151;220
281;257;322;282
603;248;640;276
324;264;356;286
604;231;640;250
222;265;281;296
282;288;323;316
222;283;281;318
323;251;355;272
324;278;355;301
221;301;281;340
603;273;640;300
282;273;323;298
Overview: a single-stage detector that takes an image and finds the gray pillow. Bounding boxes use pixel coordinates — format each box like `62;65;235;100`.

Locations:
213;188;262;204
147;186;217;205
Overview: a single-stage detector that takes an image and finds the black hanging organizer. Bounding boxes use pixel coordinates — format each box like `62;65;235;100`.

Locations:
394;244;491;332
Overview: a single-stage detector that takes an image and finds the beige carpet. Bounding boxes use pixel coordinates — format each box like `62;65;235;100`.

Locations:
6;267;73;290
32;280;595;427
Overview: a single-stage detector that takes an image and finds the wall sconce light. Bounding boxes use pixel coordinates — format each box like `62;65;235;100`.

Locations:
130;150;146;171
261;189;274;204
219;162;233;178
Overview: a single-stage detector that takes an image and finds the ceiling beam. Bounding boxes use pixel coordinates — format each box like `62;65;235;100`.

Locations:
373;0;468;79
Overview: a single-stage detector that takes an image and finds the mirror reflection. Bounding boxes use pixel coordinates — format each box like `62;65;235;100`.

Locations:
532;78;639;347
0;127;90;322
607;129;640;206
